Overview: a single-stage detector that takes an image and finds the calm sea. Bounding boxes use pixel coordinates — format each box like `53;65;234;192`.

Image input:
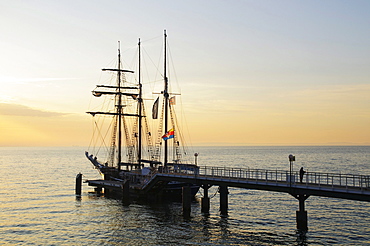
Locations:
0;146;369;245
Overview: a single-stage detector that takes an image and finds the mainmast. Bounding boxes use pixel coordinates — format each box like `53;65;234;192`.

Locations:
163;30;169;166
117;43;123;169
138;38;143;165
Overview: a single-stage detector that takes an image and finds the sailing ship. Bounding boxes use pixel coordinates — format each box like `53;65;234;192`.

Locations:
85;31;199;199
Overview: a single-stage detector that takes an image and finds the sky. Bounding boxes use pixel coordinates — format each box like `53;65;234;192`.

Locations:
0;0;369;147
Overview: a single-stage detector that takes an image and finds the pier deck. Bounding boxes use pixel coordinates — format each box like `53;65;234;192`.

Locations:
137;166;370;201
87;166;370;201
85;166;370;230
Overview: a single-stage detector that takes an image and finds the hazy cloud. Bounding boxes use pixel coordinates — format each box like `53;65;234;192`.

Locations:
0;103;67;117
0;76;78;84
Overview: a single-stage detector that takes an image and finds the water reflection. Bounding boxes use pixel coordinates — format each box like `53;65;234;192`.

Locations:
82;193;295;245
200;214;211;241
2;147;368;245
296;230;308;246
215;215;230;240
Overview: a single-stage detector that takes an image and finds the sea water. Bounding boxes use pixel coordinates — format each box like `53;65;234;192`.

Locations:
0;146;369;245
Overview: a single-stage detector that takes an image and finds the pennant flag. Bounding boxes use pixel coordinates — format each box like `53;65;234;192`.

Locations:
152;97;159;119
169;96;176;105
162;128;174;141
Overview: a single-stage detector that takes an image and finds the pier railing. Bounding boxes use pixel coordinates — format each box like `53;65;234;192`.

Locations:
148;166;370;190
201;167;370;189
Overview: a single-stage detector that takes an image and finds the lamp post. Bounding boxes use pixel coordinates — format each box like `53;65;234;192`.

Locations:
289;154;295;186
194;153;199;165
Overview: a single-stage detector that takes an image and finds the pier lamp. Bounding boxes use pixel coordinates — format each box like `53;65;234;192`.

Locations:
289;154;295;186
194;153;199;165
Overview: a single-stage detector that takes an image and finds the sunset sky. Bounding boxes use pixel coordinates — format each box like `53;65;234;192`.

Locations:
1;0;369;147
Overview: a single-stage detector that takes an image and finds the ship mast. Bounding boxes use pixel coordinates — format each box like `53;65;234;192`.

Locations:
118;44;123;169
87;41;136;169
138;38;142;165
164;30;169;166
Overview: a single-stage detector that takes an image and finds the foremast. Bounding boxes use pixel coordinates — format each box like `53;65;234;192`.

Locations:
87;43;137;169
116;43;123;169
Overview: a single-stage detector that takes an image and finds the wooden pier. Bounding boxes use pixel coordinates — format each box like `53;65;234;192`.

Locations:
83;166;370;231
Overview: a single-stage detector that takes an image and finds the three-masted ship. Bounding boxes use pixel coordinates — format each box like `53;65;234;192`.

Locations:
85;31;199;199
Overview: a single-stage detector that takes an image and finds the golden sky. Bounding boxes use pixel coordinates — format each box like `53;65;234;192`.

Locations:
1;1;370;146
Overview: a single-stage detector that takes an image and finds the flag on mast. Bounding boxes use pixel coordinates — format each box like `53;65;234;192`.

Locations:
152;97;159;119
162;128;174;141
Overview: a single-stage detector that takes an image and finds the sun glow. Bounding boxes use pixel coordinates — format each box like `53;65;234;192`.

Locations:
1;1;369;146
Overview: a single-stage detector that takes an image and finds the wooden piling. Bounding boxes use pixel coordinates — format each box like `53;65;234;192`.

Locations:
122;180;130;206
219;185;228;215
75;173;82;196
182;185;191;218
201;184;210;214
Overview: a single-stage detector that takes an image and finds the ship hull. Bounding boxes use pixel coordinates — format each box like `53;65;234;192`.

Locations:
86;152;200;201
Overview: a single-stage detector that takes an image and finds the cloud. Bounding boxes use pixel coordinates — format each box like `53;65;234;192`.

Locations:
0;76;78;84
0;103;67;117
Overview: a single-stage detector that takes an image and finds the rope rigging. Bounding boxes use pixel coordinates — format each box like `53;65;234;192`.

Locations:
86;33;194;168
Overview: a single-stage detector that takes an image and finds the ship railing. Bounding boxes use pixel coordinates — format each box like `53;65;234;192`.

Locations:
148;166;370;191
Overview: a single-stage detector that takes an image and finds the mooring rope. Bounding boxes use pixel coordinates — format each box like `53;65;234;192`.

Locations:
197;186;220;199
